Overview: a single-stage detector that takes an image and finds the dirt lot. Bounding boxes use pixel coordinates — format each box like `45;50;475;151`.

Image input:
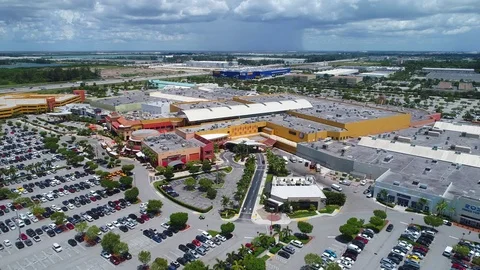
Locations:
100;67;183;79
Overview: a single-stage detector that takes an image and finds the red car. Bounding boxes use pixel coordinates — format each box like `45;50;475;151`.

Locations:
115;205;121;211
452;263;466;270
413;246;428;253
109;255;121;265
192;239;202;247
90;196;97;202
20;233;28;241
66;223;75;230
0;205;6;210
141;214;150;221
354;236;368;244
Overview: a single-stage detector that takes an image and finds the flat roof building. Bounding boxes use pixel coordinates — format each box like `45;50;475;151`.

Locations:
315;69;359;76
267;176;326;211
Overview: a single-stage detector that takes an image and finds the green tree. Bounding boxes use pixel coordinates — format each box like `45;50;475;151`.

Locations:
138;250;152;266
369;216;385;227
373;210;387;219
100;179;120;190
151;257;169;270
221;222;235;235
146;199;163;214
424;215;443;229
472;256;480;266
304;253;323;266
453;244;470;257
198;178;214;191
119;176;133;188
101;232;121;253
378;189;389;201
206;188;217;199
75;221;88;234
297;221;314;234
30;203;46;216
0;188;12;200
202;160;212;172
164;166;175;180
170;212;188;229
323;191;347;206
85;225;100;243
184;260;208;270
184;177;196;190
243;254;266;270
113;242;129;255
121;164;135;174
50;212;67;225
346;217;364;228
155;166;166;175
435;199;449;216
213;259;228;270
326;263;343;270
221;196;230;210
124;187;139;202
339;224;360;238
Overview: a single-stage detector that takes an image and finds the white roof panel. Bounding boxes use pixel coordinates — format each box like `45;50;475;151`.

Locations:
358;137;480;168
271;185;326;200
434;121;480;136
181;99;312;122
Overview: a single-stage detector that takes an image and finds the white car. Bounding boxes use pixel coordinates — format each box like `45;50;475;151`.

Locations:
106;223;115;230
290;240;304;248
33;236;41;242
140;203;148;209
3;240;12;247
68;204;75;210
101;251;111;259
26;212;34;219
359;233;372;240
397;240;413;250
112;221;120;227
337;259;353;269
341;257;355;265
360;180;367;186
52;243;62;253
391;248;406;257
205;240;216;248
201;231;212;239
85;215;94;222
63;190;70;195
161;223;170;229
30;216;39;223
322;253;335;262
216;235;226;242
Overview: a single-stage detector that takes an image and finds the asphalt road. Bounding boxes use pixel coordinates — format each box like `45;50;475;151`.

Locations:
0;72;209;93
238;153;265;220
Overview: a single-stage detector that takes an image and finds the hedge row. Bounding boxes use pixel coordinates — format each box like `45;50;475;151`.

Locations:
154;182;213;213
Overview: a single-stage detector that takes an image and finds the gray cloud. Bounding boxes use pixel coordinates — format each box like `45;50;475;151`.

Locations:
0;0;479;50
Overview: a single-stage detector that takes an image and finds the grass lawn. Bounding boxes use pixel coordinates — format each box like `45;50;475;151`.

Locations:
224;166;233;173
207;230;220;237
253;246;266;257
319;205;340;214
261;255;270;261
288;210;317;219
281;235;311;245
266;174;273;182
268;243;284;254
220;210;236;219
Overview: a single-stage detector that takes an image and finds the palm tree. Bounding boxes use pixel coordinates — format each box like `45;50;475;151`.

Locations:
435;199;449;216
281;226;293;241
418;197;428;211
213;258;228;270
378;189;388;202
226;252;236;264
448;206;456;217
238;244;250;257
221;196;230;210
231;261;245;270
45;160;53;168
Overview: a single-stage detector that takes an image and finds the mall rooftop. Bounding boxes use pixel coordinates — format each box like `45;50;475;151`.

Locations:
263;113;344;133
143;133;204;153
173;100;245;110
239;94;401;123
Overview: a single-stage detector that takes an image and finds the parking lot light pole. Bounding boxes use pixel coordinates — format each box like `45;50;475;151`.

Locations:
16;210;22;240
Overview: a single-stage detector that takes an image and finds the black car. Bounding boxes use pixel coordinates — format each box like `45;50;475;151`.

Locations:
386;224;394;232
128;214;137;220
121;252;132;260
277;251;290;259
164;229;173;237
177;257;187;266
186;243;196;250
75;233;85;243
35;228;43;235
26;228;36;237
178;244;189;253
46;229;56;237
24;239;33;246
68;239;77;247
119;225;128;233
15;241;25;249
143;230;154;238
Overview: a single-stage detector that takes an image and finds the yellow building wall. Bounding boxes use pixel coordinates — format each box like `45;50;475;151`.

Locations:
288;111;345;129
343;114;411;137
194;122;266;138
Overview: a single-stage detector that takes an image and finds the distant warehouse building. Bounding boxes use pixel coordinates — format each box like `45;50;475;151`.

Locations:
329;76;363;85
284;73;316;82
212;68;291;80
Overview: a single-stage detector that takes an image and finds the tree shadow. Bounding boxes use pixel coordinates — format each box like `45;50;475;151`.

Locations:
335;234;353;244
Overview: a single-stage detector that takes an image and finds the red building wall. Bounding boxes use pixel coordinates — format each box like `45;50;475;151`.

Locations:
72;90;86;102
194;134;214;161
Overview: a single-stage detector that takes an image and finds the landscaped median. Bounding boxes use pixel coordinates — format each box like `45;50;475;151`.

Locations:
153;181;213;213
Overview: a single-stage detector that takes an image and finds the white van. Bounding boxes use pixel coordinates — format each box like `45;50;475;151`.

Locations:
282;156;289;164
331;184;343;192
315;164;321;172
289;156;297;163
443;246;453;257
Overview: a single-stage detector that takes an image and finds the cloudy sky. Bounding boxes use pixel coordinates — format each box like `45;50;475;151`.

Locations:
0;0;479;51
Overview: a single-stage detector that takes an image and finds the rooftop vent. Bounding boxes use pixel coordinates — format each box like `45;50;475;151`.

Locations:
419;184;428;189
393;181;400;186
412;181;419;185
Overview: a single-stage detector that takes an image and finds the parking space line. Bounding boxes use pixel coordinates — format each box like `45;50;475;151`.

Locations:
34;254;46;268
449;235;459;240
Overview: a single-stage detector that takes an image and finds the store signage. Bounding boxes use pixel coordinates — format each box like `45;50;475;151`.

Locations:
463;204;480;215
